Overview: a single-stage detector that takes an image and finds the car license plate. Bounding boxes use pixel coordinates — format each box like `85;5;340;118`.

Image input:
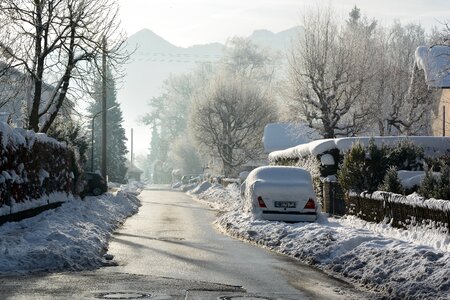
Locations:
274;201;296;208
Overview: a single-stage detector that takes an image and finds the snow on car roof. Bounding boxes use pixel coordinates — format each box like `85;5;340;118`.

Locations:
269;136;450;161
247;166;312;183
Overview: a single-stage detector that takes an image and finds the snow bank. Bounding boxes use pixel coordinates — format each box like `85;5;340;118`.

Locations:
193;184;450;299
194;183;240;211
269;136;450;161
0;187;140;274
188;181;212;195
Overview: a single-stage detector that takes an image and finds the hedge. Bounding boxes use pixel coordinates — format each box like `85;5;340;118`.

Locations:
0;122;78;217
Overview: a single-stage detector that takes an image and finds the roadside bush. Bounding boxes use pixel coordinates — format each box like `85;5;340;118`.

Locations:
338;142;367;192
419;163;450;200
339;139;425;194
386;140;424;170
379;166;404;195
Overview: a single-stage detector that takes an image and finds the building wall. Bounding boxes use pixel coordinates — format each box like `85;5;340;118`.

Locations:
432;89;450;136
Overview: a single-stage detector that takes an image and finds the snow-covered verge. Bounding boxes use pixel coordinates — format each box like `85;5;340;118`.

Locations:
0;186;140;275
192;183;450;300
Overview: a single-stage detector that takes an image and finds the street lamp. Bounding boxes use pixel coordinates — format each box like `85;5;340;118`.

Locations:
90;105;117;172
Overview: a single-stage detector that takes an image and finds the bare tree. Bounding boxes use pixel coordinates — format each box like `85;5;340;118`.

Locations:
190;76;277;177
287;7;377;138
0;0;127;133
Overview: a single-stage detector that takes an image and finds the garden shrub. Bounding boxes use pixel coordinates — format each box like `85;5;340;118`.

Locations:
419;162;450;200
386;139;424;170
338;142;367;193
379;166;404;195
339;139;427;194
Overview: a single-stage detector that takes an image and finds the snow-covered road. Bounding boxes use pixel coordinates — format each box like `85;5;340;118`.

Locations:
191;182;450;300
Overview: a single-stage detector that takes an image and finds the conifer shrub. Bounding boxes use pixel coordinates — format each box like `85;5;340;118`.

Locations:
339;139;425;194
379;166;404;194
338;142;367;192
418;162;450;200
386;140;424;170
418;165;439;199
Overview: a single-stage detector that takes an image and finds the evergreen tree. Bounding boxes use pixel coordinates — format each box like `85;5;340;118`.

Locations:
87;71;128;183
418;165;438;199
379;166;404;194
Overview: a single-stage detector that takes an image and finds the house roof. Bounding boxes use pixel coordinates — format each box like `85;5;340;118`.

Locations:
415;45;450;88
262;123;321;153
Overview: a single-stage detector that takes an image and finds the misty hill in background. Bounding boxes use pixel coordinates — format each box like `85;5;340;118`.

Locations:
118;27;303;155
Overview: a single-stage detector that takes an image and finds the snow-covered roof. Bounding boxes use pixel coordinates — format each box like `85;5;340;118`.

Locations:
269;136;450;161
415;45;450;88
262;123;321;153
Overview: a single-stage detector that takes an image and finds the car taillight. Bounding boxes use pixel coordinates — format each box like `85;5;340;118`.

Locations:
257;196;267;208
304;198;316;209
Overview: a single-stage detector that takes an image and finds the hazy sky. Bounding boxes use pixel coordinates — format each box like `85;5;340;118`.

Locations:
116;0;449;157
118;0;450;47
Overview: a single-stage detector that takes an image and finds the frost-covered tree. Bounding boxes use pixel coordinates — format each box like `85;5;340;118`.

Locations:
142;70;208;174
371;22;431;135
168;136;203;175
287;6;377;138
190;76;277;177
143;38;278;176
221;36;277;84
87;72;127;183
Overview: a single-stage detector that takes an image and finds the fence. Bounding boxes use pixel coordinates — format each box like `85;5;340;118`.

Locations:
345;191;450;231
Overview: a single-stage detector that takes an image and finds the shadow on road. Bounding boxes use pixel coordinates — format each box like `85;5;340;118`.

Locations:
140;200;216;212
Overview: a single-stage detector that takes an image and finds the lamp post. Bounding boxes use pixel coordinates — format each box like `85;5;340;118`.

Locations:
90;105;117;172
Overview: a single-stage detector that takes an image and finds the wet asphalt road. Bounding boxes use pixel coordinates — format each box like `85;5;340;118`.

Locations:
0;186;368;299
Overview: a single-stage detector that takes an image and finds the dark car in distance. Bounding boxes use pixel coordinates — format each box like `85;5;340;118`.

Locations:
84;172;108;196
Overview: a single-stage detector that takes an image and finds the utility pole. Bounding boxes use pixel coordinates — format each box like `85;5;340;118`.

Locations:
101;37;107;179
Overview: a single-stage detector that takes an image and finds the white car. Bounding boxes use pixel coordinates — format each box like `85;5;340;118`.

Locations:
241;166;318;222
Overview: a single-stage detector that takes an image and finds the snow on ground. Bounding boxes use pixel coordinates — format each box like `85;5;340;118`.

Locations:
192;183;450;300
0;185;141;275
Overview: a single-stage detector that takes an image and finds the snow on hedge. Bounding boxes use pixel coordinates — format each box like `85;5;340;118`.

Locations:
0;188;140;274
0;122;64;150
191;183;450;300
269;136;450;161
0;122;76;214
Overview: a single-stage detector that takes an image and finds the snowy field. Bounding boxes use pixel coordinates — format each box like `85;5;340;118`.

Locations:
191;183;450;300
0;184;141;274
